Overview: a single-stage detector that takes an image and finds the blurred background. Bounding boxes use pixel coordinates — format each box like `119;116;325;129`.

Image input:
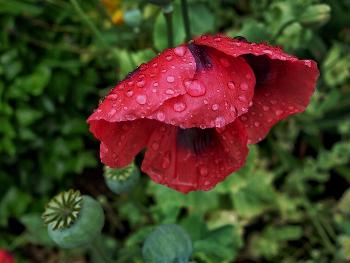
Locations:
1;0;350;262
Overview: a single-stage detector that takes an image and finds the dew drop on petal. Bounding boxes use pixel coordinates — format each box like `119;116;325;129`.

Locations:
108;109;116;116
136;80;145;88
275;110;284;116
136;95;147;105
270;100;277;105
212;104;219;111
173;102;186;112
153;82;159;87
238;96;247;102
166;89;175;95
174;46;186;57
254;122;260;127
215;116;226;127
166;55;173;61
227;81;236;90
152;142;159;151
203;99;209;105
240;82;249;91
260;106;268;112
220;58;230;67
166;76;175;83
156;112;166;121
126;90;133;97
184;80;206;97
108;94;118;100
199;167;208;176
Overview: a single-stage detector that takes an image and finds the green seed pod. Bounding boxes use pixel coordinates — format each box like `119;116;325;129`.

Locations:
104;163;140;194
42;190;104;249
124;9;142;27
299;4;331;27
143;224;193;263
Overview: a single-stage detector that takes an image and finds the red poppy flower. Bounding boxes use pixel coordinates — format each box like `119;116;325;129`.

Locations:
88;34;319;193
0;250;15;263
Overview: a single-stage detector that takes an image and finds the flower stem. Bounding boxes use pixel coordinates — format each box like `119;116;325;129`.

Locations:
89;238;113;263
163;5;174;48
181;0;191;41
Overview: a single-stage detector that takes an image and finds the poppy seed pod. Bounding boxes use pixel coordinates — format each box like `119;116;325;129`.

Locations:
42;190;105;249
104;163;140;194
142;224;193;263
300;4;331;27
88;34;319;193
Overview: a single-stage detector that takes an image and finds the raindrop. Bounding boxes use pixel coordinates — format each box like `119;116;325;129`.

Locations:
184;80;206;97
215;116;226;127
153;82;159;87
162;155;170;169
275;110;283;116
201;35;208;40
263;49;273;55
227;81;235;90
203;99;209;105
127;81;134;86
214;37;222;42
173;102;186;112
212;104;219;111
136;95;147;105
166;55;173;61
152;63;158;68
220;58;230;67
238;96;247;102
166;89;175;95
199;167;208;176
254;122;260;127
166;76;175;83
240;82;249;91
262;105;270;111
174;46;186;57
108;94;118;100
108;109;116;116
152;142;159;151
156;112;166;121
240;116;248;122
270;100;277;105
136;80;145;88
126;90;133;97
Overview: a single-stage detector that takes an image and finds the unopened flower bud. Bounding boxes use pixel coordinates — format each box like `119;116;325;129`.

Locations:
42;190;104;249
300;4;331;27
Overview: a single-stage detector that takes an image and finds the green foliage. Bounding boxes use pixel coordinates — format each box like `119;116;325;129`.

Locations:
0;0;350;262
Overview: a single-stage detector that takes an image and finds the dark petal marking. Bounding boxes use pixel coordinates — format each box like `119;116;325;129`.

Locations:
243;54;275;86
187;43;213;71
177;128;217;155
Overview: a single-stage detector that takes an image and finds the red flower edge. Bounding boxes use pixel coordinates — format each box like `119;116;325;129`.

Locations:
88;34;319;193
0;250;15;263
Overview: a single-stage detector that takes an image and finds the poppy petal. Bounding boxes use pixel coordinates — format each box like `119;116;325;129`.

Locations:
151;46;256;128
88;44;196;123
89;119;159;167
194;34;319;143
141;120;248;193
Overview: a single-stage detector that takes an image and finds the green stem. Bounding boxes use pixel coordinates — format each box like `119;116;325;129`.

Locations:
69;0;107;47
181;0;192;41
163;5;174;48
273;19;297;42
89;238;113;263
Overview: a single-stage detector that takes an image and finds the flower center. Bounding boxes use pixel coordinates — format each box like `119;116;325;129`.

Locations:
243;54;274;86
177;128;217;155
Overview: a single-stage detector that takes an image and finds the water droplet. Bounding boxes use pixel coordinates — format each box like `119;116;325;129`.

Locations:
230;106;237;116
156;112;165;121
241;116;248;122
199;167;208;176
204;180;211;186
161;69;167;73
270;100;277;105
203;99;209;105
241;107;248;113
184;80;206;97
136;95;147;105
173;102;186;112
166;76;175;83
275;110;283;116
108;94;118;100
174;46;186;57
304;60;312;67
263;49;273;55
254;122;260;127
127;81;134;86
227;81;235;90
201;35;208;40
152;63;158;68
166;55;173;61
212;104;219;111
136;80;145;88
220;58;230;67
215;116;225;127
238;96;247;102
240;82;249;91
262;105;270;111
162;155;170;169
152;142;159;151
108;109;116;116
152;88;157;93
153;82;159;87
214;37;222;42
126;90;133;97
166;89;175;95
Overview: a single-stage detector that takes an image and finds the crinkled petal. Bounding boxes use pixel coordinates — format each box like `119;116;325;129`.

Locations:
89;119;159;167
87;45;196;123
150;47;255;128
141;120;248;193
194;34;319;143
